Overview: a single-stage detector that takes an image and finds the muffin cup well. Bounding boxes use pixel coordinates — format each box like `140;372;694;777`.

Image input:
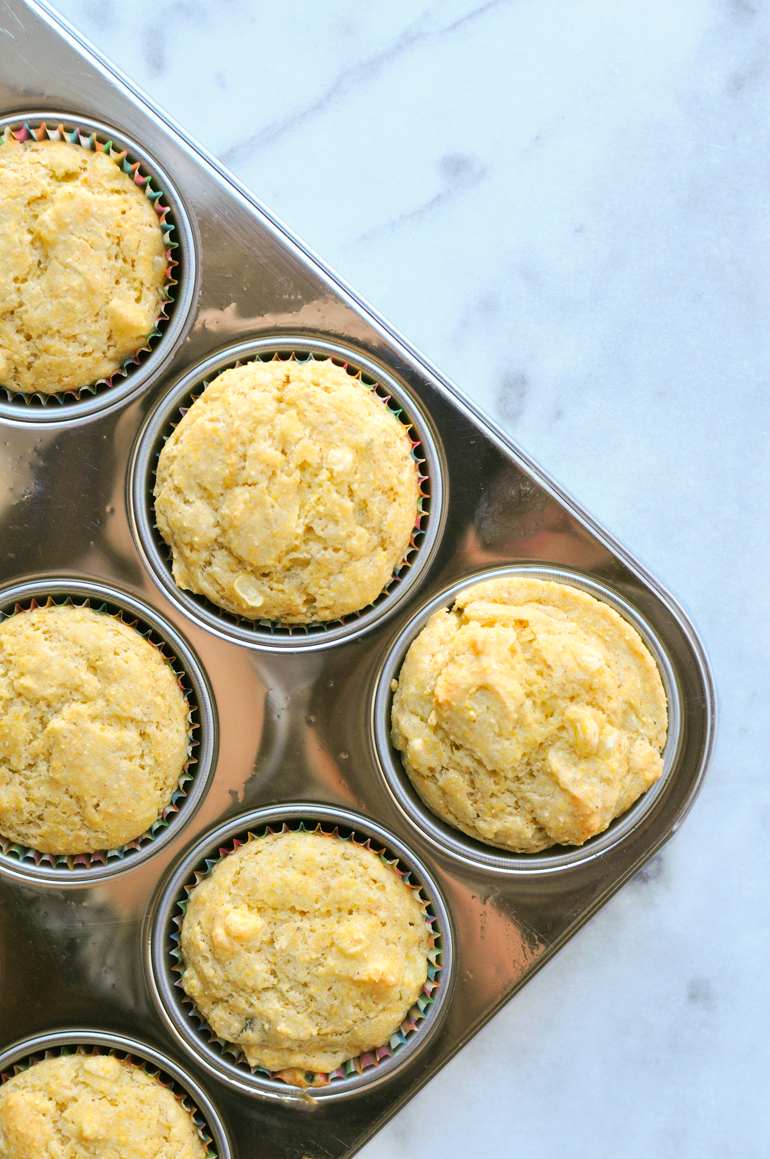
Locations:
0;578;217;887
147;804;454;1103
373;564;683;876
0;113;196;422
129;338;445;652
0;1029;230;1159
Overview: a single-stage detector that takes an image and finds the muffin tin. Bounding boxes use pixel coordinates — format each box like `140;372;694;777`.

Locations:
0;3;716;1158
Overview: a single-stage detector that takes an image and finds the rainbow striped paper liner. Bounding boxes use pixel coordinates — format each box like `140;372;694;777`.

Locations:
0;1042;218;1158
0;119;179;406
170;820;444;1090
0;594;199;871
153;350;430;635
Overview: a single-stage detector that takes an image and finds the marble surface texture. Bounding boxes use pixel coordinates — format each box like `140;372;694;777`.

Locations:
46;0;769;1155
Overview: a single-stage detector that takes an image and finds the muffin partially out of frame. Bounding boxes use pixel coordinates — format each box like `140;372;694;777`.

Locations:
391;576;668;854
153;358;420;624
0;1053;206;1159
0;604;189;854
179;829;431;1075
0;137;167;396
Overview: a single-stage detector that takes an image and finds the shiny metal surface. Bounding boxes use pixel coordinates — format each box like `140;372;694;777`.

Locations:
0;1;716;1157
147;804;454;1102
130;337;446;651
0;1029;232;1158
373;564;683;875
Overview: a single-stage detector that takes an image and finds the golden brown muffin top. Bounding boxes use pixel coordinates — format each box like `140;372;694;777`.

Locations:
153;358;420;623
0;138;167;395
0;1054;206;1159
391;576;668;853
180;829;431;1074
0;604;189;854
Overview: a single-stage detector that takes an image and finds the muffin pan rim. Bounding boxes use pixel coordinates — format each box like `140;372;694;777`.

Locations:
0;109;198;426
372;563;683;876
146;802;455;1104
128;335;447;652
0;4;718;1156
0;1026;232;1159
0;574;218;887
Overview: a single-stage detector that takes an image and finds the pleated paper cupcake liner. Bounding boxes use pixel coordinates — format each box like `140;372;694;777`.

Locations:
0;118;179;408
167;819;444;1091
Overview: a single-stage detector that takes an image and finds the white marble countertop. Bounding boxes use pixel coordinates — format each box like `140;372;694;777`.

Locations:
49;1;768;1154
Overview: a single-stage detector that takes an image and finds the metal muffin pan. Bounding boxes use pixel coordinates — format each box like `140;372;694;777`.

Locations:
130;336;445;651
0;1028;232;1159
0;110;197;424
0;577;217;887
147;804;453;1103
373;563;683;876
0;2;716;1158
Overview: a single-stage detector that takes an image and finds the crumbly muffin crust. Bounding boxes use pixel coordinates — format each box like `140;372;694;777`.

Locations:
391;577;668;853
0;1054;206;1159
153;358;420;623
180;830;431;1074
0;138;167;395
0;605;189;854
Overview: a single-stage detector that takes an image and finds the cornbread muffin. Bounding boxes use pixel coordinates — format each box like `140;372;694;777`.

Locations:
391;577;668;853
180;830;431;1074
0;604;189;854
154;358;420;623
0;1053;206;1159
0;137;167;395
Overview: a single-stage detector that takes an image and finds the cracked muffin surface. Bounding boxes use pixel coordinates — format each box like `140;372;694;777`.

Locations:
391;576;668;853
153;358;420;623
0;137;167;395
180;829;431;1074
0;1053;206;1159
0;604;189;853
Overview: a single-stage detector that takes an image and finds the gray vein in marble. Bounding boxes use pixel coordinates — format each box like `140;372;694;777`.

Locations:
141;0;211;76
496;370;529;426
355;154;488;241
81;0;115;32
219;0;511;164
